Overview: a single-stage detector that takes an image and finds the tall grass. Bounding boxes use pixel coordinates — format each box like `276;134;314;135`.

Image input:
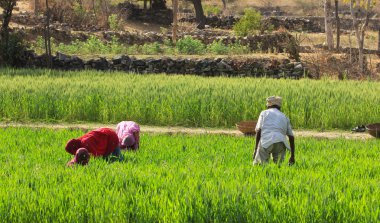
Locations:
0;127;379;222
0;68;379;130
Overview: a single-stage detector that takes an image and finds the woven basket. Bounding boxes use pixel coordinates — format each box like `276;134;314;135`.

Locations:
366;123;380;138
236;120;257;135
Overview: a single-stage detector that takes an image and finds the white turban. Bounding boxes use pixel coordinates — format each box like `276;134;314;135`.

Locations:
266;96;282;107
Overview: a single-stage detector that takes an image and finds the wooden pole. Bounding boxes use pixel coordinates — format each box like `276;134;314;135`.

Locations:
378;28;380;52
45;0;52;68
335;0;340;50
172;0;178;44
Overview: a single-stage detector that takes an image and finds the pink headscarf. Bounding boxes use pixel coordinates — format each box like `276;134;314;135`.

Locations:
122;134;136;149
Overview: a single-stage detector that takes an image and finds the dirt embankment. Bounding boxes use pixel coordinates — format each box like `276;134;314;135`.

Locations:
0;122;374;140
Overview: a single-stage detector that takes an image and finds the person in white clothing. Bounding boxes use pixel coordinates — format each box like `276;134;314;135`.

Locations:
253;96;295;165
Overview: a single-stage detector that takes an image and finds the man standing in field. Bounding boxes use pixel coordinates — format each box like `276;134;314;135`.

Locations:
253;96;295;165
116;121;140;150
65;127;122;166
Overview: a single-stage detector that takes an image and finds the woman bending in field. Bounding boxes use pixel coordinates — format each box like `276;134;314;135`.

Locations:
116;121;140;151
65;128;122;166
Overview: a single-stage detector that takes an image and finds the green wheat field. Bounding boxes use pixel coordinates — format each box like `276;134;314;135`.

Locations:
0;128;379;222
0;68;379;130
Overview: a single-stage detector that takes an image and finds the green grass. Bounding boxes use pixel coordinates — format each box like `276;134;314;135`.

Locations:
0;68;379;130
0;127;379;222
31;36;251;56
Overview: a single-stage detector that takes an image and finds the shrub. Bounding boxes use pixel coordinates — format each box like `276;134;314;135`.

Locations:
126;44;140;54
228;41;250;54
176;36;205;55
233;9;262;37
207;40;229;54
108;14;124;31
109;36;126;54
204;5;222;16
0;32;28;66
141;42;163;55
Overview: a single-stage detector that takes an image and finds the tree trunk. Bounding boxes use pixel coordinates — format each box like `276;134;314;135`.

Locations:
172;0;178;43
92;0;97;17
335;0;340;50
377;29;380;55
1;1;17;52
222;0;226;10
324;0;334;50
192;0;205;29
152;0;167;10
45;0;52;68
350;0;371;75
34;0;39;15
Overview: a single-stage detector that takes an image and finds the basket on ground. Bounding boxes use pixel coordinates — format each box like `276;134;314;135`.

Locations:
366;123;380;138
236;120;257;136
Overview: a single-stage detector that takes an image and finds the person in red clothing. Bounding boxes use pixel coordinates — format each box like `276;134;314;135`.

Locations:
65;128;123;166
67;148;90;167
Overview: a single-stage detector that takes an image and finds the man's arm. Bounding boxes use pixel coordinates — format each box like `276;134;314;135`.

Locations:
288;135;295;165
253;129;261;160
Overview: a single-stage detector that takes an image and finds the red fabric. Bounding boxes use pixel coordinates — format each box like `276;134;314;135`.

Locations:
66;128;119;157
65;139;82;155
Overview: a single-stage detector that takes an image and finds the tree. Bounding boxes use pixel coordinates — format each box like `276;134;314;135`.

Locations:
152;0;166;10
378;28;380;53
346;0;374;74
191;0;206;29
0;0;17;42
0;0;18;64
44;0;52;68
324;0;334;50
335;0;341;49
34;0;39;15
172;0;178;43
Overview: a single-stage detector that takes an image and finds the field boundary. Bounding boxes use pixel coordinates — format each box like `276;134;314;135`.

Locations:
0;122;374;140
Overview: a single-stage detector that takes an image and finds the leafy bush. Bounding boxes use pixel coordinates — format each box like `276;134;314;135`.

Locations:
176;36;205;55
108;14;124;31
0;32;28;66
204;5;222;16
233;9;262;37
31;35;127;55
126;44;140;54
228;41;250;55
207;40;229;54
141;42;163;55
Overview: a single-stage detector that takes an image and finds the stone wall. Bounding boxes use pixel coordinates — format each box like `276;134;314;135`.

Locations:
22;27;298;57
180;15;380;32
21;52;306;79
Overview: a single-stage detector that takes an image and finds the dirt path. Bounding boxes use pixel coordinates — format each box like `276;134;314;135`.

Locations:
0;122;374;140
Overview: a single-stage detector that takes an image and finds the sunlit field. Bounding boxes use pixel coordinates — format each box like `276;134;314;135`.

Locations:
0;68;379;130
0;127;379;222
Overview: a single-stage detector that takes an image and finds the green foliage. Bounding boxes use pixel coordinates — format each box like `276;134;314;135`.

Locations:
0;32;28;66
203;5;222;16
0;69;379;130
207;39;229;54
0;128;379;222
108;14;123;31
228;41;250;54
31;37;254;56
176;36;205;55
141;42;163;55
233;9;262;37
31;35;127;56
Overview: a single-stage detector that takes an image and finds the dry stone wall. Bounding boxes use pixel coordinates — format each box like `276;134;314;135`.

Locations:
180;16;380;32
20;52;306;79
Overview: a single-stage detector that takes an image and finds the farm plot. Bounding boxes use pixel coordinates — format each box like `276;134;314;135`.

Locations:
0;68;379;130
0;127;379;222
